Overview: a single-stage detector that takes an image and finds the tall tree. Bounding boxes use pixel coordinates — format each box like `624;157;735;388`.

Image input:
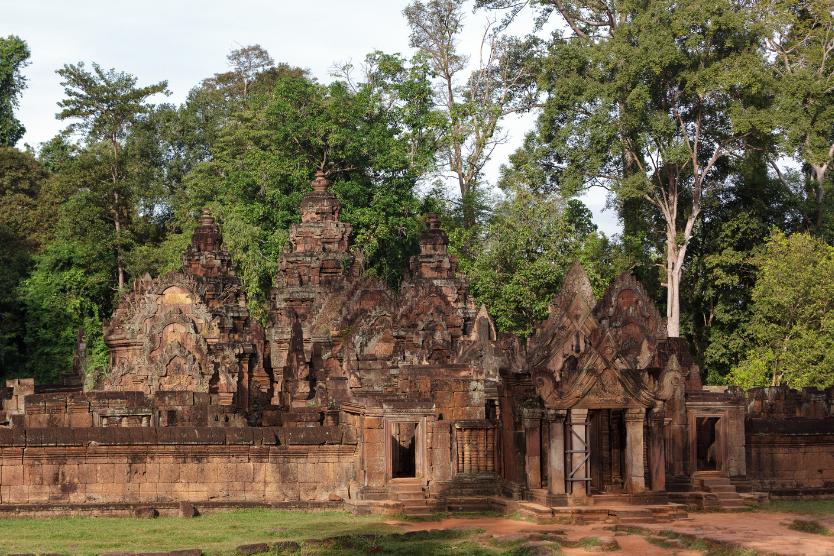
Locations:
478;0;769;337
0;35;31;147
680;153;798;384
764;0;834;233
55;62;168;289
201;44;276;103
404;0;539;227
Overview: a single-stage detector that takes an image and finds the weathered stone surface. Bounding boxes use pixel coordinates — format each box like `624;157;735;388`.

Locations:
133;506;157;518
1;165;832;514
273;541;300;553
235;543;271;555
178;501;198;517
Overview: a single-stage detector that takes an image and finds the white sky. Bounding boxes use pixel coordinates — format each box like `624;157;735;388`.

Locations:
3;0;620;236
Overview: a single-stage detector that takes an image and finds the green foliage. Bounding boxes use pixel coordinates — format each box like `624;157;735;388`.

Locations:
20;236;113;384
56;62;170;145
0;146;48;375
465;183;618;338
489;0;771;337
764;0;834;231
730;231;834;389
0;35;30;147
681;154;799;384
181;55;438;318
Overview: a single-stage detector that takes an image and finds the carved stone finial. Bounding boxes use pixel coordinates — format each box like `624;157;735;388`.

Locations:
198;209;215;226
311;171;330;192
428;212;440;229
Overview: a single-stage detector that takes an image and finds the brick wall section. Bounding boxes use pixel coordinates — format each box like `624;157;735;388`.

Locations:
745;418;834;494
0;426;357;505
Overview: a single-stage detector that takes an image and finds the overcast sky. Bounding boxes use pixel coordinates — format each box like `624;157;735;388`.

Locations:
3;0;620;235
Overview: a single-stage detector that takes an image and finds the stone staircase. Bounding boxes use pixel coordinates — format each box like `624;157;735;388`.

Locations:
390;478;431;516
698;476;744;508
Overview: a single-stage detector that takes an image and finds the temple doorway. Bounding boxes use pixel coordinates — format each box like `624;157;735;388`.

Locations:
695;417;722;472
392;422;417;478
585;409;628;494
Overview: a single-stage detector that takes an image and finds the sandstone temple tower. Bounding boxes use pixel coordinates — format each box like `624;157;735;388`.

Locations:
2;170;830;515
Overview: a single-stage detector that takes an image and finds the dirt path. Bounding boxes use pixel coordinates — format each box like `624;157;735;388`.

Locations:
385;517;701;555
640;511;834;556
385;511;834;556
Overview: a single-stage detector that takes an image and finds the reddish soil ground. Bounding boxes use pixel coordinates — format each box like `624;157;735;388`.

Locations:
386;511;834;556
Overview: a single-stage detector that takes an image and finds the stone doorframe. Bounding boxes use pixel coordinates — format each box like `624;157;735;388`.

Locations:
547;406;650;496
687;410;730;477
384;415;428;484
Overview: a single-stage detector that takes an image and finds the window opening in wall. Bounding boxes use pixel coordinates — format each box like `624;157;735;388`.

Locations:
696;417;721;471
392;422;417;478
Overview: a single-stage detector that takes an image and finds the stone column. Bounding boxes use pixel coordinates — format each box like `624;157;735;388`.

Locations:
547;409;567;495
237;355;251;410
523;410;542;490
648;404;666;492
624;407;646;494
569;408;589;496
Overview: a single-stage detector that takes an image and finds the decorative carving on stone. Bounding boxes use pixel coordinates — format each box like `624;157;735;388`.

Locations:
100;209;261;405
528;263;694;412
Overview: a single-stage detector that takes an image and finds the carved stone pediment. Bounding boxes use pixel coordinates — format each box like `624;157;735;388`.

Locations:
529;262;687;411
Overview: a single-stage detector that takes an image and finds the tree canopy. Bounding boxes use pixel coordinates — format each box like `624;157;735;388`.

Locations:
0;35;30;147
3;11;834;389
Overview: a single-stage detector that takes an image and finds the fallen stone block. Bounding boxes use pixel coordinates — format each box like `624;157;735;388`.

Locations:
597;536;619;550
235;544;271;555
178;502;199;518
168;550;202;556
495;533;529;543
133;507;157;519
273;541;300;553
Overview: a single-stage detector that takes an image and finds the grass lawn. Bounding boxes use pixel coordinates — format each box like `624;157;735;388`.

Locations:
760;499;834;518
0;509;511;556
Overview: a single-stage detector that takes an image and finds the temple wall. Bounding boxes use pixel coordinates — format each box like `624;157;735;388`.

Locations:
744;387;834;495
745;418;834;495
0;427;357;505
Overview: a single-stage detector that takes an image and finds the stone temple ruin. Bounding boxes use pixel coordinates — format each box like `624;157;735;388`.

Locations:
2;171;833;518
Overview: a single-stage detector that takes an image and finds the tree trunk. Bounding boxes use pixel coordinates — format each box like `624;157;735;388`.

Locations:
112;139;124;290
810;163;827;229
115;190;123;290
666;242;682;338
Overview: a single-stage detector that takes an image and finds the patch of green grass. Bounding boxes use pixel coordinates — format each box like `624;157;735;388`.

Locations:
0;509;399;556
763;499;834;518
301;529;502;556
505;512;535;523
394;512;446;522
395;510;506;522
788;519;834;536
619;527;764;556
576;536;601;548
690;506;756;514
